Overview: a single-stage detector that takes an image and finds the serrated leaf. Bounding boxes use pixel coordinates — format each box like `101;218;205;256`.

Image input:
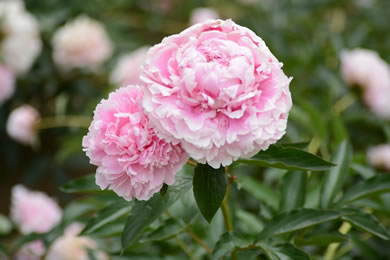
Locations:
237;145;334;171
239;175;279;210
60;175;100;193
337;175;390;206
341;212;390;240
81;200;132;235
193;164;227;223
121;177;192;250
280;171;306;212
212;232;250;259
257;209;340;241
321;140;352;208
295;233;347;246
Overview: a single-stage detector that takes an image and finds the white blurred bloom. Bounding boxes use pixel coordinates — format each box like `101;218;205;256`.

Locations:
367;144;390;171
46;223;109;260
14;240;45;260
6;105;40;145
190;8;219;25
52;16;113;71
110;47;149;87
0;0;42;75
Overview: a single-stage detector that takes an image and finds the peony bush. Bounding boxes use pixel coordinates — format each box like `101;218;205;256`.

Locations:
2;1;390;260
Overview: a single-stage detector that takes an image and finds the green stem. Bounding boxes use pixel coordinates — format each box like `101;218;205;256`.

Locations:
222;167;233;232
35;115;91;130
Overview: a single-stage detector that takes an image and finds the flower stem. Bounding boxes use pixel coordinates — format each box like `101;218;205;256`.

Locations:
35;115;92;130
221;166;234;232
186;228;212;254
324;221;352;260
187;159;197;167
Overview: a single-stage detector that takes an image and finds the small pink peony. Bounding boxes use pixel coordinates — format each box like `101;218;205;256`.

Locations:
10;185;62;234
46;223;108;260
0;65;15;105
340;49;389;88
141;19;292;168
6;105;40;145
82;85;189;201
367;144;390;171
190;8;219;25
110;47;149;87
14;240;45;260
52;15;113;70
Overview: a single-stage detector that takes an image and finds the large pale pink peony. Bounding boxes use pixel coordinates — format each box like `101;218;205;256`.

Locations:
46;223;108;260
110;47;149;87
367;144;390;171
82;86;189;201
52;15;112;70
141;19;292;168
0;65;15;105
10;185;62;234
6;105;40;145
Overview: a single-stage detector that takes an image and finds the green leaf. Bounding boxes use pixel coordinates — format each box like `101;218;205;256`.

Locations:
257;209;340;240
81;200;132;235
239;175;279;210
213;232;250;259
121;177;192;250
341;212;390;240
60;175;100;193
280;171;306;212
142;218;185;242
237;145;334;171
0;214;12;235
321;141;352;208
193;164;227;223
279;142;310;150
270;243;311;260
336;175;390;206
295;233;347;246
298;99;328;140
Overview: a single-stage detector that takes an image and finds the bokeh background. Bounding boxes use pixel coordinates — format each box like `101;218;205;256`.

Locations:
1;0;390;258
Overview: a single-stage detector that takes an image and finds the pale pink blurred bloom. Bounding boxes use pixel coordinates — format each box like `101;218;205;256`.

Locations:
6;105;40;145
10;185;62;234
190;8;219;25
82;86;188;201
52;16;113;71
0;65;15;105
0;0;42;75
367;144;390;171
14;240;45;260
141;19;292;168
340;48;390;119
340;48;389;88
46;223;108;260
110;47;149;87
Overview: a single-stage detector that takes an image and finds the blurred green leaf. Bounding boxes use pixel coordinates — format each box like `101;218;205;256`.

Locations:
237;145;334;171
60;175;100;193
341;211;390;240
239;175;279;210
260;243;311;260
213;232;250;259
337;175;390;206
121;176;192;250
295;233;347;246
142;218;185;242
280;171;306;212
193;164;227;223
279;142;310;150
257;209;340;240
321;140;352;208
0;214;12;235
81;200;132;235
